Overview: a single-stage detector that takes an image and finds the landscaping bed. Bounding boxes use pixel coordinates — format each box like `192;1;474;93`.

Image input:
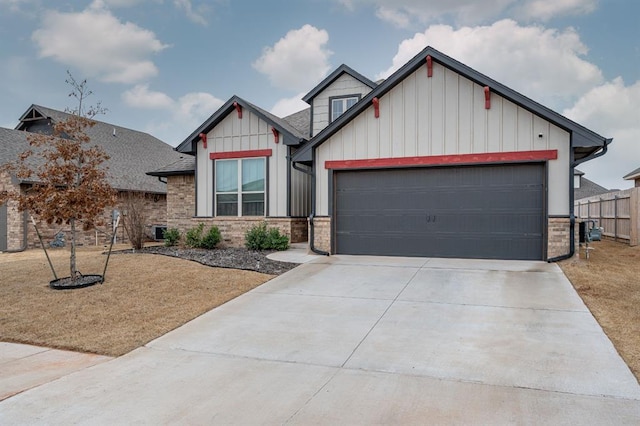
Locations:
120;246;297;275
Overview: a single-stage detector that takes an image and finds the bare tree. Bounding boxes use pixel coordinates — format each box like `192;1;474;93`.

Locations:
120;191;149;250
0;72;117;280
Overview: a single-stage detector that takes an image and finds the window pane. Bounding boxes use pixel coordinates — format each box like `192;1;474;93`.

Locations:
331;99;344;122
216;194;238;216
216;160;238;192
346;97;358;108
242;193;264;216
242;158;265;191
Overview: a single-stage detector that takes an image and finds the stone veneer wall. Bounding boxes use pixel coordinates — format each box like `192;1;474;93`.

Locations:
1;171;27;251
311;217;331;253
166;174;308;247
547;217;576;259
10;187;168;250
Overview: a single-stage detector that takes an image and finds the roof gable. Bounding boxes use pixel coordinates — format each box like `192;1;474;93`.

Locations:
293;46;611;163
623;166;640;180
6;105;184;193
302;64;377;104
176;96;308;154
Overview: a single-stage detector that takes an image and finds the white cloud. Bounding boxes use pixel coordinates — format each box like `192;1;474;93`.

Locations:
0;0;29;13
175;92;224;122
517;0;597;21
270;93;308;117
253;24;333;92
377;20;603;107
123;85;224;145
563;78;640;190
32;0;168;84
338;0;597;25
375;6;411;28
122;84;174;109
173;0;208;26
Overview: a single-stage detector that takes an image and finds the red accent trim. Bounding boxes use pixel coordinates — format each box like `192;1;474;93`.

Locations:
325;150;558;169
484;86;491;109
210;149;272;160
233;101;243;119
199;133;207;149
271;127;279;144
426;55;433;77
372;97;380;118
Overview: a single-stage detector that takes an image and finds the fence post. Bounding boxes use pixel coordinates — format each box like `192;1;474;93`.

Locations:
614;195;618;242
631;188;639;246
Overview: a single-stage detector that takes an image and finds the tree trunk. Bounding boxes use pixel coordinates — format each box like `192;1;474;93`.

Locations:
70;217;77;280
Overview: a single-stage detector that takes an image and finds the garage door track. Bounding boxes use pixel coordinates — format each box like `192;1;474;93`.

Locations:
1;256;639;424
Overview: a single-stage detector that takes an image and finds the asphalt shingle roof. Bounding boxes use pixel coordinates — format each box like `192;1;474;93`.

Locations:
147;156;195;177
5;105;185;193
623;166;640;180
282;108;310;138
574;177;611;200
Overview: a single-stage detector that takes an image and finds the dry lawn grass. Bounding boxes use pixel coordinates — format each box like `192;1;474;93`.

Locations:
560;239;640;381
0;245;274;356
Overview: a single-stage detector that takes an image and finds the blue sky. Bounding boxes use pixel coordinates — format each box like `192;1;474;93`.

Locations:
0;0;638;189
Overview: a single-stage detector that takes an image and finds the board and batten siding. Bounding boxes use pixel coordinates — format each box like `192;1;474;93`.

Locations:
196;109;310;217
316;64;570;216
312;73;375;137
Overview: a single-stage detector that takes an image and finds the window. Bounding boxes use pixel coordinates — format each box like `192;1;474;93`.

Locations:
331;96;359;122
215;158;265;216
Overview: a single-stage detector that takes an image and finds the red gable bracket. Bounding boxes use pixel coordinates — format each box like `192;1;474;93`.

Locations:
271;127;279;144
199;133;207;149
484;86;491;109
233;101;243;119
372;97;380;118
426;55;433;77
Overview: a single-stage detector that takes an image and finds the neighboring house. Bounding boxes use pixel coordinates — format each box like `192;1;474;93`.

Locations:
574;169;611;200
0;105;184;252
152;46;611;261
623;166;640;187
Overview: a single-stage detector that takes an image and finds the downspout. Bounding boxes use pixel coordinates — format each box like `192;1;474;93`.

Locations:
156;177;167;184
547;138;610;262
292;154;329;256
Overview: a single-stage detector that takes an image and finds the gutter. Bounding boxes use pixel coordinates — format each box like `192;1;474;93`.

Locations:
291;154;330;256
547;139;610;262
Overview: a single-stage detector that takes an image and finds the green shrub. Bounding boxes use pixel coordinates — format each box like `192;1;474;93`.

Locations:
245;222;289;251
185;223;221;249
163;228;181;247
201;225;222;249
185;223;204;248
266;227;289;251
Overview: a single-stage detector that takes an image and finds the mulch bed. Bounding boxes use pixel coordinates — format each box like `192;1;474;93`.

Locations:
114;246;298;275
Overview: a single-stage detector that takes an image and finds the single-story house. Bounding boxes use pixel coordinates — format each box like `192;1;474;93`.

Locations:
574;169;611;200
153;46;611;261
623;166;640;187
0;105;185;252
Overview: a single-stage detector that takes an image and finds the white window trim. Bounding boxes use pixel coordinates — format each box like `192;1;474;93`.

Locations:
330;95;360;122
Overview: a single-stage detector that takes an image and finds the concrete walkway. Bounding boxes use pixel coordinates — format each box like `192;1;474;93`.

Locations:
1;255;639;424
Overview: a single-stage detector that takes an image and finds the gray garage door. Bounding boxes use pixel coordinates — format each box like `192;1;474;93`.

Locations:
0;203;7;252
334;163;545;260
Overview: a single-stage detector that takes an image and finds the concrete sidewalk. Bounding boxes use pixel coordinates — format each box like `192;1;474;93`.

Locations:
1;256;639;424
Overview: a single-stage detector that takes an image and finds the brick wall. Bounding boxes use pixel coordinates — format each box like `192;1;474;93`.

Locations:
165;174;309;247
167;175;196;232
312;217;331;253
11;184;168;250
547;217;576;259
1;171;27;251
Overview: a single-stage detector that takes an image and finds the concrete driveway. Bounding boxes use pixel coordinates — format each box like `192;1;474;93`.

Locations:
1;255;639;424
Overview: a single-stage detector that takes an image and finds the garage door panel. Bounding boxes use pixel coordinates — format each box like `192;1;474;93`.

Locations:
334;164;544;260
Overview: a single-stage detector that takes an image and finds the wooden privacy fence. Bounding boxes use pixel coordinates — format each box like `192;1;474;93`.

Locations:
575;187;640;246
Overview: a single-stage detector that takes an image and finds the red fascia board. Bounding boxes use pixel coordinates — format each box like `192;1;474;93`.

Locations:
210;149;272;160
325;150;558;169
